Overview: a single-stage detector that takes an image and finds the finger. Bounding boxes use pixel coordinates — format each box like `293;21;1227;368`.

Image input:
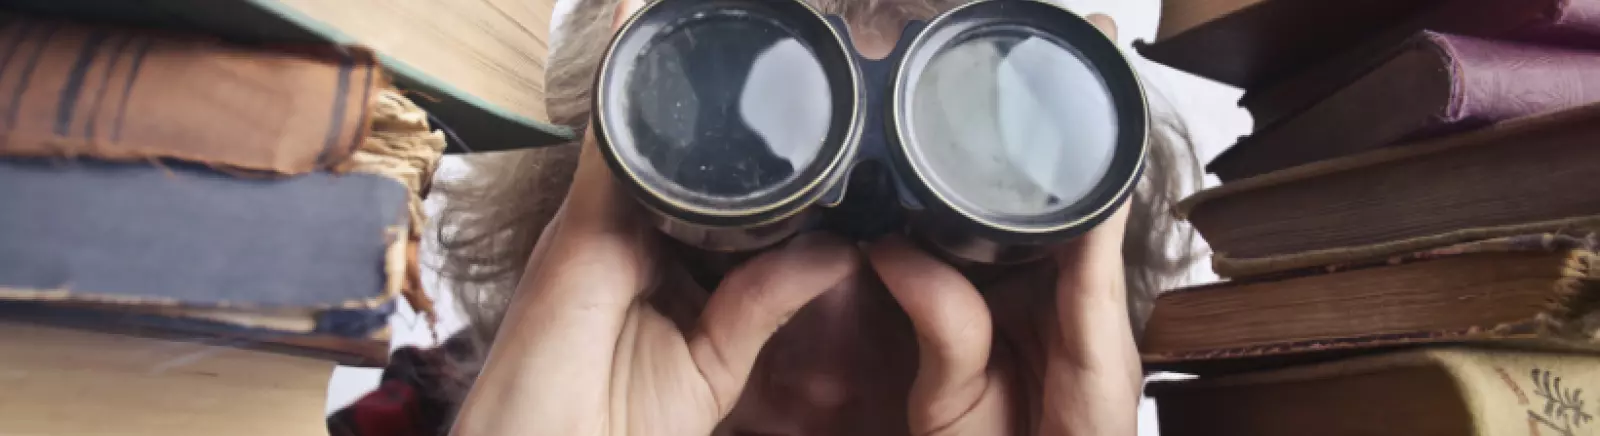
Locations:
688;233;862;414
1041;201;1141;436
866;235;995;435
612;0;646;30
1085;13;1118;41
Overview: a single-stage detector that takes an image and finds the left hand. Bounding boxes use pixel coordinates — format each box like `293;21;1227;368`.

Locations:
868;16;1140;427
867;199;1141;436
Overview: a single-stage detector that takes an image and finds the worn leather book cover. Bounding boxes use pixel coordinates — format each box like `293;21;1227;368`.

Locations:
1142;234;1600;374
1208;32;1600;182
4;0;577;153
1149;348;1600;436
0;17;379;174
1242;0;1600;129
1141;0;1600;90
1179;104;1600;277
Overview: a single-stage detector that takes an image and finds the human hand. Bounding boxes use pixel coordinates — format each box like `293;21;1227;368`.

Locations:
449;2;861;434
868;202;1140;436
865;16;1142;436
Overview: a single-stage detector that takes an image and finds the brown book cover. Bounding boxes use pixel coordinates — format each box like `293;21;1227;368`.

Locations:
1209;32;1600;182
1178;104;1600;277
1140;0;1600;90
1149;348;1600;436
1242;0;1600;129
0;17;379;174
1142;234;1600;375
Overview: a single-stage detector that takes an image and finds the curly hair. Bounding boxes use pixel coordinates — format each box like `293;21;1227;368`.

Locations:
434;0;1201;353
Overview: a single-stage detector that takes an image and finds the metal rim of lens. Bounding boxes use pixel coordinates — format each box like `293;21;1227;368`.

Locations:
593;0;863;227
889;0;1149;237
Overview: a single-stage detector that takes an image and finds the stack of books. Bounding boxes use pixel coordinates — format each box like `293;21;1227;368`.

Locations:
0;1;571;434
1138;0;1600;434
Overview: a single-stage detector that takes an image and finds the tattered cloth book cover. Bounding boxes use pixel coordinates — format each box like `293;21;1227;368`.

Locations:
0;159;405;363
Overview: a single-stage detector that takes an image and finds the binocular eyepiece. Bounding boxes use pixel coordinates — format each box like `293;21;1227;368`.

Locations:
593;0;1148;264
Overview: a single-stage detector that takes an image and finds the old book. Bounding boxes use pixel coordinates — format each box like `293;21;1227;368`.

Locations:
0;321;333;436
0;301;391;365
1178;104;1600;277
1242;0;1600;129
0;158;405;361
1142;234;1600;374
1149;348;1600;436
1142;0;1600;90
4;0;576;152
0;158;408;308
1139;0;1435;88
1209;32;1600;182
0;17;378;174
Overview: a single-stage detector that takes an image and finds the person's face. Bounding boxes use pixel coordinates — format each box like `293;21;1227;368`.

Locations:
706;18;934;436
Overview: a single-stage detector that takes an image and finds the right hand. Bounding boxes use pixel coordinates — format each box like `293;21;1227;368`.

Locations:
448;1;862;432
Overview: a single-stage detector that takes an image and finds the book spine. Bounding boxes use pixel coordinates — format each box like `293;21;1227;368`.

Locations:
0;158;408;308
1441;33;1600;126
0;18;378;175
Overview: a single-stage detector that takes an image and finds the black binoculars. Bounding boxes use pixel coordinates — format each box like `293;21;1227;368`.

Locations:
593;0;1148;264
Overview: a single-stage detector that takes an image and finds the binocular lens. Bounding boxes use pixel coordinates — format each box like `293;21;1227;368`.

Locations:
610;10;847;212
903;26;1120;224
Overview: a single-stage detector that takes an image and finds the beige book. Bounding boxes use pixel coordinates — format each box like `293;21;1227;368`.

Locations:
0;321;333;436
1150;348;1600;436
269;0;556;122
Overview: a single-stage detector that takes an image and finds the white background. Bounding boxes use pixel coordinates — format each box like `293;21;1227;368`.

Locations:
325;1;1253;434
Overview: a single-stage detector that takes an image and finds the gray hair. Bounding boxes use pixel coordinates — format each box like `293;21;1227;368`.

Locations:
436;0;1201;347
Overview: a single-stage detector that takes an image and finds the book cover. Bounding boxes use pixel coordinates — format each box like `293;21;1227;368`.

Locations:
1141;0;1600;90
1243;0;1600;128
1210;32;1600;181
1142;234;1600;374
3;0;577;153
0;321;335;435
1150;348;1600;436
1178;104;1600;277
0;17;378;175
0;301;392;365
0;158;409;310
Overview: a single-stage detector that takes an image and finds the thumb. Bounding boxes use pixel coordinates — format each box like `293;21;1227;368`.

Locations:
687;232;861;415
867;235;1007;435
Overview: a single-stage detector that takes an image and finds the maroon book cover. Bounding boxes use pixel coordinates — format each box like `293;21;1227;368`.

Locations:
1241;0;1600;128
1209;32;1600;182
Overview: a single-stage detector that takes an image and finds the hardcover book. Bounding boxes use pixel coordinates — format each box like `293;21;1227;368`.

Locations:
3;0;577;152
1150;348;1600;436
0;17;379;175
1242;0;1600;128
1142;234;1600;374
0;158;407;363
1179;104;1600;278
1141;0;1600;90
0;321;335;435
1209;32;1600;181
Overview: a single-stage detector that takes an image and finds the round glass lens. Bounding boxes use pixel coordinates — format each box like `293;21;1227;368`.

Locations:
619;13;834;203
908;28;1119;219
